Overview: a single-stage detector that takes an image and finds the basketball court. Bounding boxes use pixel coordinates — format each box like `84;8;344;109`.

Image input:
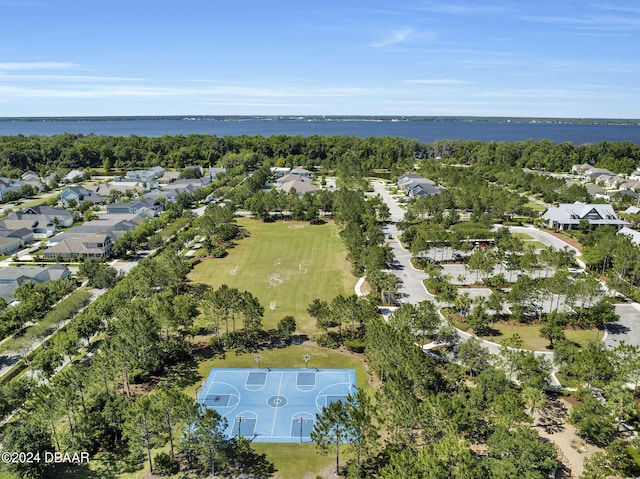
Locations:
197;368;356;443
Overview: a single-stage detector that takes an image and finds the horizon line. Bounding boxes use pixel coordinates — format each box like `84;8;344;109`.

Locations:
1;115;639;123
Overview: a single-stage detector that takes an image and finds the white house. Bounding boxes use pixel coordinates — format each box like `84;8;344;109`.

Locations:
542;203;629;230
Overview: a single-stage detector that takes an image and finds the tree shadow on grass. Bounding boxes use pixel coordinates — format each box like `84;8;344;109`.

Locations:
49;449;142;479
230;439;278;479
478;327;503;339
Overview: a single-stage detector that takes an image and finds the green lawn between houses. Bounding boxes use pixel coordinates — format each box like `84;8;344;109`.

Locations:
189;218;357;335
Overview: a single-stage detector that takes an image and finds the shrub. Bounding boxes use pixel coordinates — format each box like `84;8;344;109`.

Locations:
154;452;179;475
344;338;365;353
316;332;340;349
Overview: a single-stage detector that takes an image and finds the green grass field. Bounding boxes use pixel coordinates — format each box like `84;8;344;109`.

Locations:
189;218;357;334
512;233;549;250
480;322;600;351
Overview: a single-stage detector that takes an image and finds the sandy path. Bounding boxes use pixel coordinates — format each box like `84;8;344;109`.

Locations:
533;396;602;478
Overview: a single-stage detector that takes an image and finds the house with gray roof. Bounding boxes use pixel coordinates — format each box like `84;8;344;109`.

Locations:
0;236;22;255
0;228;33;246
618;227;640;246
20;205;74;227
42;233;114;259
106;199;162;216
276;178;320;196
0;218;56;239
0;264;71;304
397;174;443;197
47;212;149;245
542;203;629;230
62;169;85;183
61;186;105;207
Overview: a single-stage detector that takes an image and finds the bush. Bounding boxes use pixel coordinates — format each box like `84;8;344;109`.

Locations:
154;452;179;475
344;338;365;353
316;332;340;349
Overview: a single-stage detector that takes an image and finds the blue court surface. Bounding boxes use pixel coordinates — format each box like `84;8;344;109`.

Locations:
197;368;356;443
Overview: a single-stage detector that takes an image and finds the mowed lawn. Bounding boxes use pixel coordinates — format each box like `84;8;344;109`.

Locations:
189;218;357;334
480;323;601;351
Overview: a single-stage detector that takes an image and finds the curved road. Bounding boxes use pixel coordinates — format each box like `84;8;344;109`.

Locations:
372;179;640;353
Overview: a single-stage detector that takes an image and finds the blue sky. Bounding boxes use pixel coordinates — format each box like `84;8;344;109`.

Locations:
1;0;639;118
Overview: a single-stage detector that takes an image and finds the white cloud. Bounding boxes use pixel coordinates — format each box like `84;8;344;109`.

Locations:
0;62;77;71
369;28;413;48
0;74;144;83
414;2;506;16
403;79;470;85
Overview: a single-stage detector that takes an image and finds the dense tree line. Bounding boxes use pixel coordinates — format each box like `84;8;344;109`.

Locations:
2;134;639;182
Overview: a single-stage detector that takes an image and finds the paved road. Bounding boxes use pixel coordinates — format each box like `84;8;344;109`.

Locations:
606;304;640;348
372;180;431;305
371;180;551;359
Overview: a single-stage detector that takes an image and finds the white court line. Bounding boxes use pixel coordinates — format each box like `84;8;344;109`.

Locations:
270;371;285;437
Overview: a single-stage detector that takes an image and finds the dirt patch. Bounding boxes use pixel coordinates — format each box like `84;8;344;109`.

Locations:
267;273;288;287
533;395;602;478
542;229;584;252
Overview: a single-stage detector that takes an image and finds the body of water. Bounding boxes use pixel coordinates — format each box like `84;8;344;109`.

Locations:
0;117;639;145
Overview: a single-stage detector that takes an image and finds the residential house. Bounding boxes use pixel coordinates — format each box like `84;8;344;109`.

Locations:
608;190;639;202
42;233;114;259
89;181;147;198
270;167;291;180
565;180;605;198
145;187;190;203
0;264;71;304
602;175;626;189
42;172;58;188
541;203;629;230
20;171;44;191
582;167;614;182
0;218;56;239
397;174;443;197
0;228;34;247
21;205;74;227
630;169;640;181
0;177;22;199
106;199;162;215
275;173;312;185
48;212;150;245
62;169;85;183
289;167;313;179
620;180;640;192
207;167;227;180
618;227;640;246
0;236;22;255
571;164;594;175
158;171;182;184
276;179;320;196
61;186;105;207
594;173;615;186
125;166;165;182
